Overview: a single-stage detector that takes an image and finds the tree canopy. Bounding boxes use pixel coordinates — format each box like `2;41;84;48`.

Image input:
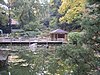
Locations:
0;0;100;75
58;0;86;23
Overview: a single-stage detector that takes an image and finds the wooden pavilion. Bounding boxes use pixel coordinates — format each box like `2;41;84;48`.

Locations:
50;29;68;41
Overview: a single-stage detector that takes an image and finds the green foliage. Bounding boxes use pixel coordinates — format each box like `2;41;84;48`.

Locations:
0;71;8;75
56;44;96;75
80;3;100;52
24;21;38;31
49;0;61;29
7;46;41;75
49;17;58;29
6;46;57;75
58;0;86;23
25;31;40;37
10;0;50;31
11;0;39;28
68;32;84;45
0;0;99;75
47;1;100;75
0;8;8;26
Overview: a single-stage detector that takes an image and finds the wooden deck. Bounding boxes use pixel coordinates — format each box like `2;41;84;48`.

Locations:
0;37;67;45
0;41;67;45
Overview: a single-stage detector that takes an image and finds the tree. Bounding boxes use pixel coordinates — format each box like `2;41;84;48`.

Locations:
0;1;8;26
11;0;50;31
58;0;86;23
81;1;100;52
47;0;100;75
0;7;8;26
49;0;81;31
49;0;61;29
10;0;36;28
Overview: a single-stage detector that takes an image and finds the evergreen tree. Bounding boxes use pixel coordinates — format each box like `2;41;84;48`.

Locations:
48;0;100;75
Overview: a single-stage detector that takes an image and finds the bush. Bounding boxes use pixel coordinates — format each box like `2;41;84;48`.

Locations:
68;32;84;45
56;44;95;75
24;31;40;37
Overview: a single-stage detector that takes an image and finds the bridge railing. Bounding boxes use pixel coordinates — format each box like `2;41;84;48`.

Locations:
0;36;66;43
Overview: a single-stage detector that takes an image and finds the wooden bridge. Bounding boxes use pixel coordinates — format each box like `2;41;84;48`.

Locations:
0;41;67;45
0;37;67;46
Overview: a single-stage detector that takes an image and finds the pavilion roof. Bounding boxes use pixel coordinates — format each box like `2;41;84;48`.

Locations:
50;29;67;34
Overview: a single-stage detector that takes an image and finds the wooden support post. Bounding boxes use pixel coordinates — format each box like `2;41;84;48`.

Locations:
57;34;58;41
65;34;67;42
53;34;55;41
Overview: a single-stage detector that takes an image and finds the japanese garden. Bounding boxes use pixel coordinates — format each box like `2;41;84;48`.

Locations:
0;0;100;75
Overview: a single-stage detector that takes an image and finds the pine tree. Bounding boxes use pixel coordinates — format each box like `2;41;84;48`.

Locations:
49;0;100;75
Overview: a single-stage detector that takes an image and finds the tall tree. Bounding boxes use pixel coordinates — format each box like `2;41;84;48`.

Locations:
49;0;61;29
47;0;100;75
0;1;8;26
11;0;36;28
11;0;49;30
58;0;86;23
